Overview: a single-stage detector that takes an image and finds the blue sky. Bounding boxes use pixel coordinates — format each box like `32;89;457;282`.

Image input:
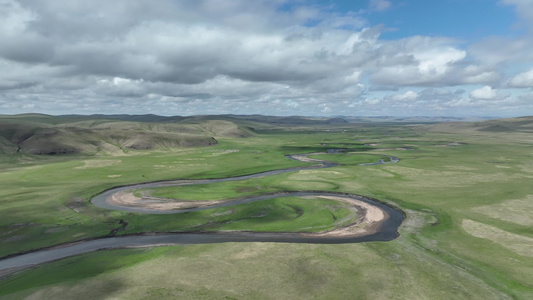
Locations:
1;0;532;117
323;0;519;39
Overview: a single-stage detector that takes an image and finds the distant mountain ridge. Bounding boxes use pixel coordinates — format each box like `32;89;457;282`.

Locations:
59;114;186;123
425;116;533;133
56;114;494;124
58;114;350;125
1;113;530;155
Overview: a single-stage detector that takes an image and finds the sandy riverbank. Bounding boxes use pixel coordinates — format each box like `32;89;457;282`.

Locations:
107;191;388;238
108;190;225;210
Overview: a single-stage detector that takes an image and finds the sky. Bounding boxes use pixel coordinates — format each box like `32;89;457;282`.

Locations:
1;0;533;117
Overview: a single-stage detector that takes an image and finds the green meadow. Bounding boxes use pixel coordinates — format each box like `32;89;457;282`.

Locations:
1;115;533;299
307;152;393;165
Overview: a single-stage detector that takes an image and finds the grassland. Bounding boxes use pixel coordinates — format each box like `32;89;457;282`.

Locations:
1;115;533;299
307;152;393;165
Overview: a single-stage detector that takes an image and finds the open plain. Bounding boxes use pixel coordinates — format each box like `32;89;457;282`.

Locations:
0;114;532;299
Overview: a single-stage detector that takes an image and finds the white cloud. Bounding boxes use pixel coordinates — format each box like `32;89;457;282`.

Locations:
365;98;381;105
461;66;501;85
469;86;509;100
500;0;533;28
392;91;419;102
509;69;533;88
414;47;466;76
367;36;496;87
0;0;35;35
0;0;529;117
470;1;533;67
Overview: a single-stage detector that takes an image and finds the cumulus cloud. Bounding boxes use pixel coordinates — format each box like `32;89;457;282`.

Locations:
470;1;533;66
391;91;419;102
366;36;500;87
469;86;510;100
0;0;530;117
500;0;533;29
509;69;533;88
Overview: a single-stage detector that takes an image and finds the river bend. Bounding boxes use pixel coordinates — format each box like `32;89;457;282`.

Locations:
0;151;403;276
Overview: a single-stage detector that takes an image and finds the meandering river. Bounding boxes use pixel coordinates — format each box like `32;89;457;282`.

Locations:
0;151;403;276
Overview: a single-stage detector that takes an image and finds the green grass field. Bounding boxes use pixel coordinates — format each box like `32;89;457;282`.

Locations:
307;152;392;165
1;116;533;299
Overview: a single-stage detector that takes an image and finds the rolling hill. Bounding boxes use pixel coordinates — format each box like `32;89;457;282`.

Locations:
0;114;253;155
424;116;533;134
3;113;531;155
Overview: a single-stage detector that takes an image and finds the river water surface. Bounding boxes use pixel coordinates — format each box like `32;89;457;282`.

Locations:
0;151;404;274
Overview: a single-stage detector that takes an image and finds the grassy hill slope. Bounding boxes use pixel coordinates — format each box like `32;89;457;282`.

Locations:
0;115;253;155
425;116;533;134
